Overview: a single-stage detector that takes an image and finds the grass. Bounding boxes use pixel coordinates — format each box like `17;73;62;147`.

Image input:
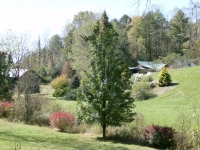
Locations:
41;66;200;127
135;66;200;126
0;119;154;150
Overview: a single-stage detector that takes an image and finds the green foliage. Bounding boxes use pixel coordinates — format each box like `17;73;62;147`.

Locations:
131;82;156;101
169;10;189;54
51;75;71;97
78;11;135;138
0;51;13;101
70;75;80;89
53;87;68;97
65;89;78;101
158;67;172;87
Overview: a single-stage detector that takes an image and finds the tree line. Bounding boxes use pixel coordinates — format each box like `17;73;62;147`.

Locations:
1;5;200;98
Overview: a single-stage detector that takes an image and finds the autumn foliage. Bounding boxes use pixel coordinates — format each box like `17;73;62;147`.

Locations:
50;112;75;132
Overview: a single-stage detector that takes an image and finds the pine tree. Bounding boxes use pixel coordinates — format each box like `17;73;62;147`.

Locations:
158;67;172;87
78;11;135;138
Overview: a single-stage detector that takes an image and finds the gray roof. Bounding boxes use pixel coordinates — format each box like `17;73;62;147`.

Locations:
138;61;166;70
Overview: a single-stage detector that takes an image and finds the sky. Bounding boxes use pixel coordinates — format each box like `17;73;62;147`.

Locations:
0;0;193;42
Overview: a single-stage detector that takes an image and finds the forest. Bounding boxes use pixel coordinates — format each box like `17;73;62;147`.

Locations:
1;5;200;83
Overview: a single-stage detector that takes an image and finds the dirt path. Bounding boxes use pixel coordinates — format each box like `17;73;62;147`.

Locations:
151;83;178;96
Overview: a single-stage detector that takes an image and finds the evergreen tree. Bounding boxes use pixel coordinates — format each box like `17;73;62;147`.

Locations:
158;67;172;87
0;51;13;101
78;11;135;138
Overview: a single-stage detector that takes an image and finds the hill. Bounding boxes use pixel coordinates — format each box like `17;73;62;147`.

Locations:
135;66;200;126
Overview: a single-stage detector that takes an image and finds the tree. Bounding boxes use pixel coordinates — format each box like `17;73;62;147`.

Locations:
0;51;13;101
63;11;99;77
111;17;134;66
158;67;172;87
78;11;135;138
169;10;189;55
48;34;63;78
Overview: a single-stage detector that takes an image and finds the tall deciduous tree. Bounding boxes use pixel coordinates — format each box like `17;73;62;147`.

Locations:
78;11;135;138
48;34;63;78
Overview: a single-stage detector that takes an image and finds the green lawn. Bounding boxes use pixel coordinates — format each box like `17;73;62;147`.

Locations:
41;66;200;127
0;119;153;150
43;66;200;127
135;66;200;126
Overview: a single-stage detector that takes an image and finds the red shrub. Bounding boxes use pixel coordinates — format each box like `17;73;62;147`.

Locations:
0;101;14;118
144;125;175;149
50;111;75;132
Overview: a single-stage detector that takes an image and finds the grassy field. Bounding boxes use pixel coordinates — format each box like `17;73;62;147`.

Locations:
41;66;200;127
135;66;200;126
0;119;154;150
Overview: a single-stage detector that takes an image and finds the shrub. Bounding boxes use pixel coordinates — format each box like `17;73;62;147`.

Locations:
65;89;78;101
34;113;50;126
53;87;68;97
14;96;50;124
0;101;14;118
131;82;156;101
51;75;70;89
50;111;75;132
144;125;175;149
158;67;172;87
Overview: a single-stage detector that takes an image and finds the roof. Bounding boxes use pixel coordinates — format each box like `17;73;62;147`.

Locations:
9;69;28;78
138;61;166;70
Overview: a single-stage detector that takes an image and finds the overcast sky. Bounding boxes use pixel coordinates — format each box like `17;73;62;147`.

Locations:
0;0;193;41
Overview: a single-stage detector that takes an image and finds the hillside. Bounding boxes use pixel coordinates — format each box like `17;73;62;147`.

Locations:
135;66;200;126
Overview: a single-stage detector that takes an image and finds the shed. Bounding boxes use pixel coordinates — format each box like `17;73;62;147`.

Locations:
9;69;40;93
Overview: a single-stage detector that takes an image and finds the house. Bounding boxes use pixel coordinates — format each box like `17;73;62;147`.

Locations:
9;69;40;93
129;60;166;74
137;61;166;70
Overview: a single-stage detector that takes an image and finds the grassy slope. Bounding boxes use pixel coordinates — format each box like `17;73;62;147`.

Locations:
135;66;200;126
0;119;153;150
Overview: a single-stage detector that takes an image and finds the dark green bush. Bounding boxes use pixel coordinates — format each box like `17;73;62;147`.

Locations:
53;88;68;97
65;89;78;101
70;75;80;89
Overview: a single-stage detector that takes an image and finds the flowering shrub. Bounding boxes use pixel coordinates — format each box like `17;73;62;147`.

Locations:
144;125;175;149
50;112;75;132
0;101;14;118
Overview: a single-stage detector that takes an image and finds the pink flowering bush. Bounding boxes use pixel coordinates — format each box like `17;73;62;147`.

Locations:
144;125;175;149
0;101;14;118
50;111;75;132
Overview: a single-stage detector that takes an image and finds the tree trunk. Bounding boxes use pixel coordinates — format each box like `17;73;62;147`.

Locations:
103;123;106;139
